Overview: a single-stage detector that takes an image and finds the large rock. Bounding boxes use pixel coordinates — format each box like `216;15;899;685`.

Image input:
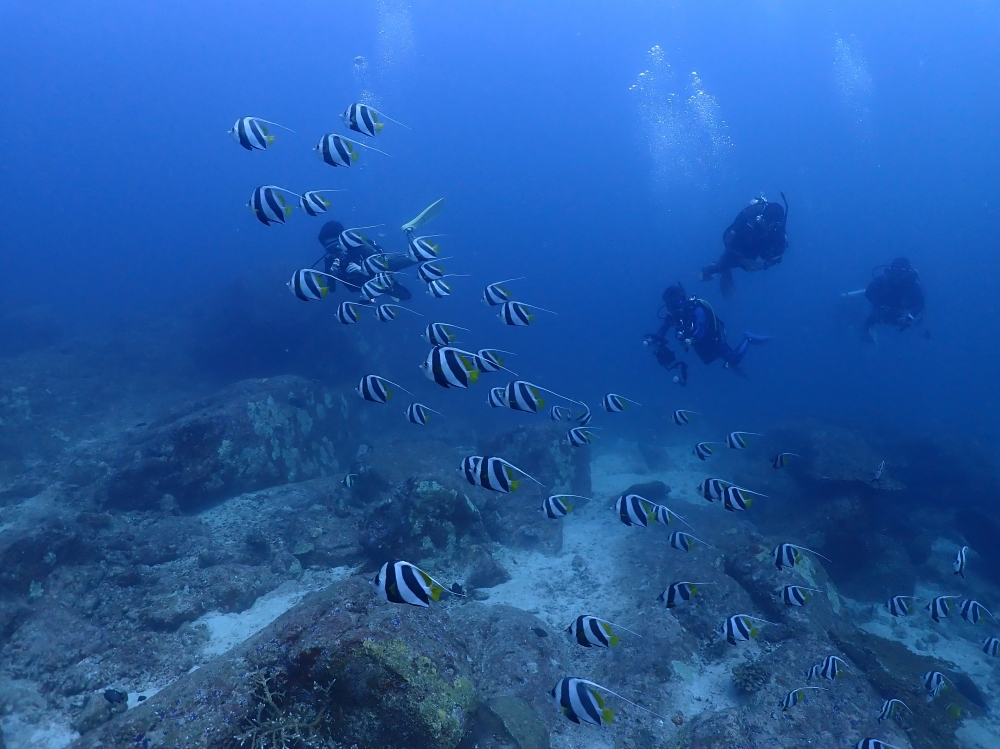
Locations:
100;376;358;511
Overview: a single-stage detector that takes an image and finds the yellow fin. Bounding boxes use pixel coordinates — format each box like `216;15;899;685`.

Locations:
469;369;480;383
565;503;573;512
528;314;535;323
609;634;621;647
385;390;392;400
267;134;275;144
602;708;615;724
537;397;545;408
593;691;605;708
750;626;760;638
376;122;384;132
510;479;520;492
320;286;328;297
430;585;443;602
946;703;962;719
284;205;293;217
745;497;753;507
351;151;359;162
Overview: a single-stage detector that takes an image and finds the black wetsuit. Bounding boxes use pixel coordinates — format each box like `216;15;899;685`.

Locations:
660;298;750;368
702;195;788;298
864;264;924;337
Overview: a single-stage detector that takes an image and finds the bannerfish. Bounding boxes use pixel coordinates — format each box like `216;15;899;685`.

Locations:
341;226;379;251
781;686;825;711
499;301;555;326
313;132;389;167
287;269;328;301
926;595;961;623
343;473;357;488
771;452;800;468
475;349;513;374
726;431;762;449
298;189;341;216
420;346;480;389
549;677;664;726
697;478;732;502
341;102;408;137
376;304;420;322
422;322;468;346
542;495;583;519
878;698;911;723
652;504;690;527
855;740;905;749
460;456;482;485
248;185;299;226
488;387;508;408
983;637;1000;656
954;545;969;578
616;494;656;527
361;253;390;275
670;531;710;552
771;543;831;571
405;403;442;426
567;427;597;447
483;278;523;306
356;374;410;404
672;409;698;426
807;655;849;680
417;260;448;283
463;456;542;494
871;459;886;485
922;670;950;699
568;615;640;648
782;585;820;607
550;405;571;421
960;599;996;625
575;404;593;426
407;235;441;262
373;560;447;608
721;614;774;645
886;596;915;617
228;116;293;151
658;581;714;609
603;394;640;412
337;301;360;324
426;278;455;298
723;485;763;512
694;442;718;461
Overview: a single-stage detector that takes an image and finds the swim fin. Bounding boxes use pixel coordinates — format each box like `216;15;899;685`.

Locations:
402;199;445;233
744;332;773;344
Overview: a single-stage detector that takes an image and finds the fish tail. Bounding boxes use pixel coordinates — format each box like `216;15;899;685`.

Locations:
602;709;615;724
510;480;520;492
609;635;620;647
430;585;443;601
469;369;480;383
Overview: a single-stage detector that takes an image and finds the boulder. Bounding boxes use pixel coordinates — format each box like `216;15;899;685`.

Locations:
100;376;358;511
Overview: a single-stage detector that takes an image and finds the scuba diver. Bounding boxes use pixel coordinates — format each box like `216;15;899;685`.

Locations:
701;193;788;298
643;332;688;385
857;257;925;342
315;220;415;301
652;283;770;374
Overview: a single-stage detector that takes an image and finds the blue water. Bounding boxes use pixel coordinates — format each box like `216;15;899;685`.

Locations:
2;1;999;439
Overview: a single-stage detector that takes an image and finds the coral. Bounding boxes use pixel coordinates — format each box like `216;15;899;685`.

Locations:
731;658;771;693
232;671;338;749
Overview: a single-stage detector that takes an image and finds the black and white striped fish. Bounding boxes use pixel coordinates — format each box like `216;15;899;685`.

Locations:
722;485;763;512
567;427;596;447
460;456;482;485
575;404;593;426
771;543;831;571
694;442;718;461
954;545;969;578
414;260;446;284
462;456;541;494
922;670;950;698
505;380;577;414
886;595;915;617
483;278;523;306
248;185;298;225
313;132;389;167
807;655;849;680
877;698;911;723
856;740;905;749
341;102;408;137
287;269;329;301
542;495;584;519
499;301;555;326
616;494;656;527
373;560;448;608
670;531;710;552
726;431;761;449
960;599;996;625
926;595;961;623
652;504;690;528
356;374;410;404
568;615;639;648
361;253;391;275
474;349;513;374
228;116;293;151
405;403;442;426
422;322;468;346
983;637;1000;656
426;278;456;298
407;234;441;262
376;304;420;322
771;452;800;468
550;405;571;421
697;478;732;502
340;225;379;252
721;614;772;645
603;394;640;412
672;409;697;425
298;190;341;216
871;459;886;485
421;346;480;389
488;387;508;408
781;686;825;711
549;678;663;726
782;585;819;607
343;473;357;488
658;581;713;609
337;301;361;324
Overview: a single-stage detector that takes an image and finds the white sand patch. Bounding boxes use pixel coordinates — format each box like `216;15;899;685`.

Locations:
1;713;78;749
198;567;352;657
667;657;739;717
